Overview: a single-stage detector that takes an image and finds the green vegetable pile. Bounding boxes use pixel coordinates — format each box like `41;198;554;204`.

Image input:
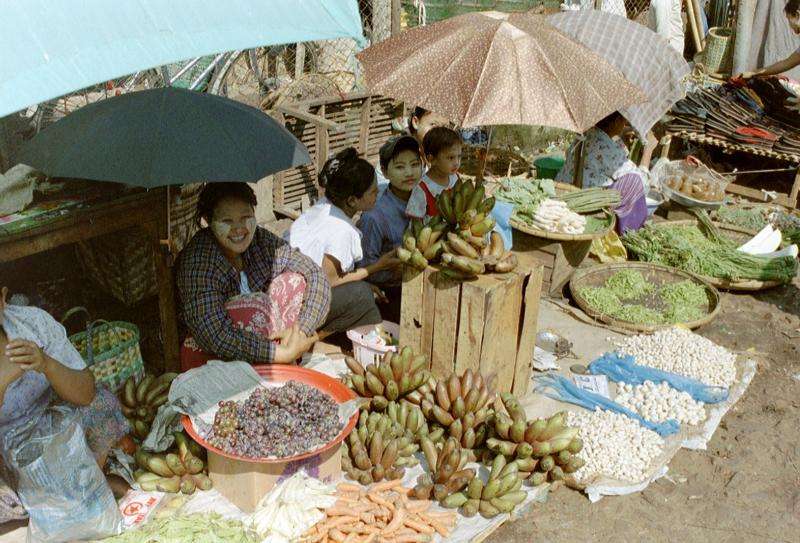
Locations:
557;187;621;213
578;270;710;325
103;513;257;543
622;211;798;283
714;206;768;232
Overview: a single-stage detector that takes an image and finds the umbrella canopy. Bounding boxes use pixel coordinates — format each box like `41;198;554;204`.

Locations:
356;11;648;132
0;0;365;118
19;87;310;187
548;10;690;137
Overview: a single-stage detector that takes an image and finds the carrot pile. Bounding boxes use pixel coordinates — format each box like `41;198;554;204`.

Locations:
302;480;457;543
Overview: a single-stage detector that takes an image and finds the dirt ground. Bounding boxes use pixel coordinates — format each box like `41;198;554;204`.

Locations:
489;279;800;543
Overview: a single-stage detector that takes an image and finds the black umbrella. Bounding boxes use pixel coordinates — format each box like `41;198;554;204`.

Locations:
20;87;311;187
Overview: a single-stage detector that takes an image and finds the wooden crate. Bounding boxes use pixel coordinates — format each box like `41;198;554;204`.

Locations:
511;229;592;297
399;261;543;396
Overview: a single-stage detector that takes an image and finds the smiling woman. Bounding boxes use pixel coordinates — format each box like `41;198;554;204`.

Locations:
176;183;332;367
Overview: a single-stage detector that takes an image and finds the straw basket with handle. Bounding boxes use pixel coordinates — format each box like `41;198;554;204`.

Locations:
63;307;145;392
695;27;734;78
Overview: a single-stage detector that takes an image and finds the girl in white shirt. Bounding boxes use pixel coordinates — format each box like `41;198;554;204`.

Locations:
289;148;400;333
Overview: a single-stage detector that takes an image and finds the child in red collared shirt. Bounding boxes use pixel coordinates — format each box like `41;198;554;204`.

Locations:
406;126;462;219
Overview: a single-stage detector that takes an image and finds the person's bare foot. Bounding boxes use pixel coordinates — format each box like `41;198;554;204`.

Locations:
106;474;130;500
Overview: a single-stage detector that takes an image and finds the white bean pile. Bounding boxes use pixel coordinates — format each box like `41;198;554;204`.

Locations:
616;381;707;425
614;327;736;388
566;408;664;484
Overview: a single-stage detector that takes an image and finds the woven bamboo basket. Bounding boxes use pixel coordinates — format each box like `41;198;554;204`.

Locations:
641;219;785;291
698;27;734;77
77;184;202;306
64;308;144;392
569;262;721;333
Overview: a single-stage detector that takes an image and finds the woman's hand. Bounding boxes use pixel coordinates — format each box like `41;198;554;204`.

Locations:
5;339;49;372
375;249;402;271
272;325;316;363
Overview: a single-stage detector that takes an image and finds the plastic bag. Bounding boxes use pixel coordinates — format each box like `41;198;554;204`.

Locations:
1;405;123;542
534;374;680;437
590;231;628;263
650;157;727;204
490;201;515;250
589;352;729;404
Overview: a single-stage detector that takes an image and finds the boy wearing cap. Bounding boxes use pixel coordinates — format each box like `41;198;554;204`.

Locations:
358;136;423;314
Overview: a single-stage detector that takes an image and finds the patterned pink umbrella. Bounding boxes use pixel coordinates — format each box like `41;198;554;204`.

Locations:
357;10;648;132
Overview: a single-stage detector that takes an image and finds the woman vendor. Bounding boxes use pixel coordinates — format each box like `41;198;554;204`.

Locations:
556;112;634;189
739;0;800;80
0;286;130;503
176;183;334;367
289;148;400;328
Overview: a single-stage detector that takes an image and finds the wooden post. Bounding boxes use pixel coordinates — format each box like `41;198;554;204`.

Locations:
315;104;330;176
391;0;402;35
685;0;703;55
358;96;372;155
512;266;543;396
790;168;800;209
573;139;585;188
294;43;306;80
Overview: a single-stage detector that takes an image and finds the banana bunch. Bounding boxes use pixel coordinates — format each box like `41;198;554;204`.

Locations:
345;347;430;411
342;409;419;484
406;370;494;450
439;231;519;281
413;437;476;502
134;433;211;494
444;454;527;518
385;401;444;443
484;396;584;486
120;372;178;440
398;217;449;270
436;179;496;233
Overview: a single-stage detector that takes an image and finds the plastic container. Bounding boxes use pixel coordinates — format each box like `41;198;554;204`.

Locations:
182;365;358;512
534;156;565;179
346;321;400;367
645;190;665;216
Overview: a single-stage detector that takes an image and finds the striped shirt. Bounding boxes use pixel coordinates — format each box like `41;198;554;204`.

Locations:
176;227;331;363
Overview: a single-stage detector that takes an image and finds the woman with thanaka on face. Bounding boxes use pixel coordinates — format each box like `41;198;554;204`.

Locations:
358;136;424;320
406;126;463;219
177;183;329;365
289;147;401;330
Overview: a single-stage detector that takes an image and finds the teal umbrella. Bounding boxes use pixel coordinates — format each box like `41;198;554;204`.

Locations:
0;0;365;118
19;87;310;187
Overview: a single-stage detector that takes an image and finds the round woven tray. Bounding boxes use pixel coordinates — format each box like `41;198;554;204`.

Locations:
647;219;784;291
509;182;617;241
570;262;721;332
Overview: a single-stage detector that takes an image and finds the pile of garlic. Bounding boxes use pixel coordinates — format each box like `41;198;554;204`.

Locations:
249;471;337;543
614;327;736;388
566;408;664;484
531;198;586;234
616;381;707;425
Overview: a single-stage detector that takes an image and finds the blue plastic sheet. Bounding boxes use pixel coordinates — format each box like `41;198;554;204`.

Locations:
491;201;515;250
534;374;680;437
589;352;729;404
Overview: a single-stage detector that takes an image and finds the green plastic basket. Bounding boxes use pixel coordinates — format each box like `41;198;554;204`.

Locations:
64;308;144;392
534;156;565;179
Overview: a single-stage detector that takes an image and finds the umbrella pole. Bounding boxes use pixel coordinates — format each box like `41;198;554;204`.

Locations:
160;185;173;254
476;126;493;183
572;138;585;189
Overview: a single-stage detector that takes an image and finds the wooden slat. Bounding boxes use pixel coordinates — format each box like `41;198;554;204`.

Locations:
430;272;461;378
400;267;426;354
481;273;524;393
512;265;543;396
454;276;493;376
419;267;438;365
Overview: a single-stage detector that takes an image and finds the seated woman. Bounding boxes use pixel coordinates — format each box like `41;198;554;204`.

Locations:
0;286;130;505
176;183;330;368
556;112;635;189
289;148;400;331
358;136;423;322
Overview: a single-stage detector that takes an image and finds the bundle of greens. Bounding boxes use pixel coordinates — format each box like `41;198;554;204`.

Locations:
714;206;768;232
495;177;553;224
578;271;710;326
622;211;798;283
556;187;621;213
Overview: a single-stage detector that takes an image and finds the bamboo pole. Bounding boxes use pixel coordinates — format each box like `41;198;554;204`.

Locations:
733;0;756;76
691;0;706;50
685;0;703;56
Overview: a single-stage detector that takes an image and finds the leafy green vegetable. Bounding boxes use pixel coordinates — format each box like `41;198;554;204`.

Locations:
102;513;257;543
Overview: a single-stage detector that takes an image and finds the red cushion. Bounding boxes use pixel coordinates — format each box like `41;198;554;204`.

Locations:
180;273;307;371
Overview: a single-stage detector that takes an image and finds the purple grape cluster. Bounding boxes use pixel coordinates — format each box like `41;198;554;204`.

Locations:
208;381;341;459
